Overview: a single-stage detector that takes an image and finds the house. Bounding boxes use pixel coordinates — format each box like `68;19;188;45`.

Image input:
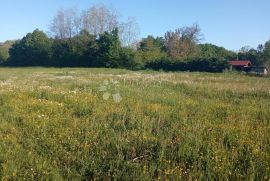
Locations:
249;66;268;75
229;60;252;71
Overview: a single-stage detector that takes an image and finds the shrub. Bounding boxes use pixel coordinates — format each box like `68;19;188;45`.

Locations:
145;58;229;72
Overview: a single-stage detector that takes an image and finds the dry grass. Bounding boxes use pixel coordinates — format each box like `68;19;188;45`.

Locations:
0;68;269;180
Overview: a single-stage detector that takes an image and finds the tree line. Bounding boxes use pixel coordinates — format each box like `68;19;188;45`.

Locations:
0;4;269;72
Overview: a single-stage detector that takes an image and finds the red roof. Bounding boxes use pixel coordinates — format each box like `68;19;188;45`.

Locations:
229;60;251;66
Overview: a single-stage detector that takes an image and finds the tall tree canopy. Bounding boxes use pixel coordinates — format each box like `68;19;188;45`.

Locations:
49;8;80;39
49;4;139;47
8;29;52;66
164;23;202;60
95;28;122;67
137;36;167;64
0;41;14;63
263;40;270;67
198;44;236;60
238;45;266;66
81;4;119;36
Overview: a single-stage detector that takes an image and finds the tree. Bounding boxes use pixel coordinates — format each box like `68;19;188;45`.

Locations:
96;28;122;67
0;41;14;63
139;36;165;52
49;8;81;39
81;4;119;36
0;51;6;63
8;29;52;66
198;44;237;60
137;36;167;64
119;17;140;48
263;40;270;67
164;23;202;60
238;45;265;66
51;39;73;66
49;4;139;48
71;30;96;56
119;47;139;69
71;30;98;66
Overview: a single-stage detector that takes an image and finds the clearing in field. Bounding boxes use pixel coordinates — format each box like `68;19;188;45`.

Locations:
0;68;269;180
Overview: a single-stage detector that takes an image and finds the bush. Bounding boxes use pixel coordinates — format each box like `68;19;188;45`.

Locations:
145;58;229;72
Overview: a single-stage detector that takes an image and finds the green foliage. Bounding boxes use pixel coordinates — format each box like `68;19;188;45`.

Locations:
119;47;139;69
0;52;6;63
237;42;270;67
7;29;52;66
164;24;201;60
96;28;122;68
51;39;73;66
71;30;96;57
0;41;14;63
2;26;270;73
145;58;229;72
238;48;263;66
51;30;98;67
198;44;237;61
139;35;165;52
137;36;167;66
263;40;270;67
71;30;98;67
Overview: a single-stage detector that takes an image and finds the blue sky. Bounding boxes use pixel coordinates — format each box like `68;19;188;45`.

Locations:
1;0;270;51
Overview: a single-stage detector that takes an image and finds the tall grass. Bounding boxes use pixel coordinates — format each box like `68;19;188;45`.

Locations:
0;68;269;180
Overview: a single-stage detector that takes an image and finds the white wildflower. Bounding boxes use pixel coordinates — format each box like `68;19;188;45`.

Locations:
99;85;107;92
103;92;111;101
111;80;119;85
113;93;122;103
103;80;109;85
39;85;52;90
68;90;77;94
55;76;74;80
38;114;45;118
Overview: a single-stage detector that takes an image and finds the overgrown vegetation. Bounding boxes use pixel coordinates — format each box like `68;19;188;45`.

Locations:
0;68;269;180
0;41;14;63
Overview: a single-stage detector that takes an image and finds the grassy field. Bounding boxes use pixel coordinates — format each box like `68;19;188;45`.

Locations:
0;68;269;180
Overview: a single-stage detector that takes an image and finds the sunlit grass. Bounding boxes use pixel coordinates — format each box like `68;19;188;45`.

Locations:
0;67;269;180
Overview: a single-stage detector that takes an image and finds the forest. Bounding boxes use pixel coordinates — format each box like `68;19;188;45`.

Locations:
0;4;270;72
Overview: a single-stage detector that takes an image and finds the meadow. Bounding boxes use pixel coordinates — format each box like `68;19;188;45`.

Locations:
0;68;269;180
